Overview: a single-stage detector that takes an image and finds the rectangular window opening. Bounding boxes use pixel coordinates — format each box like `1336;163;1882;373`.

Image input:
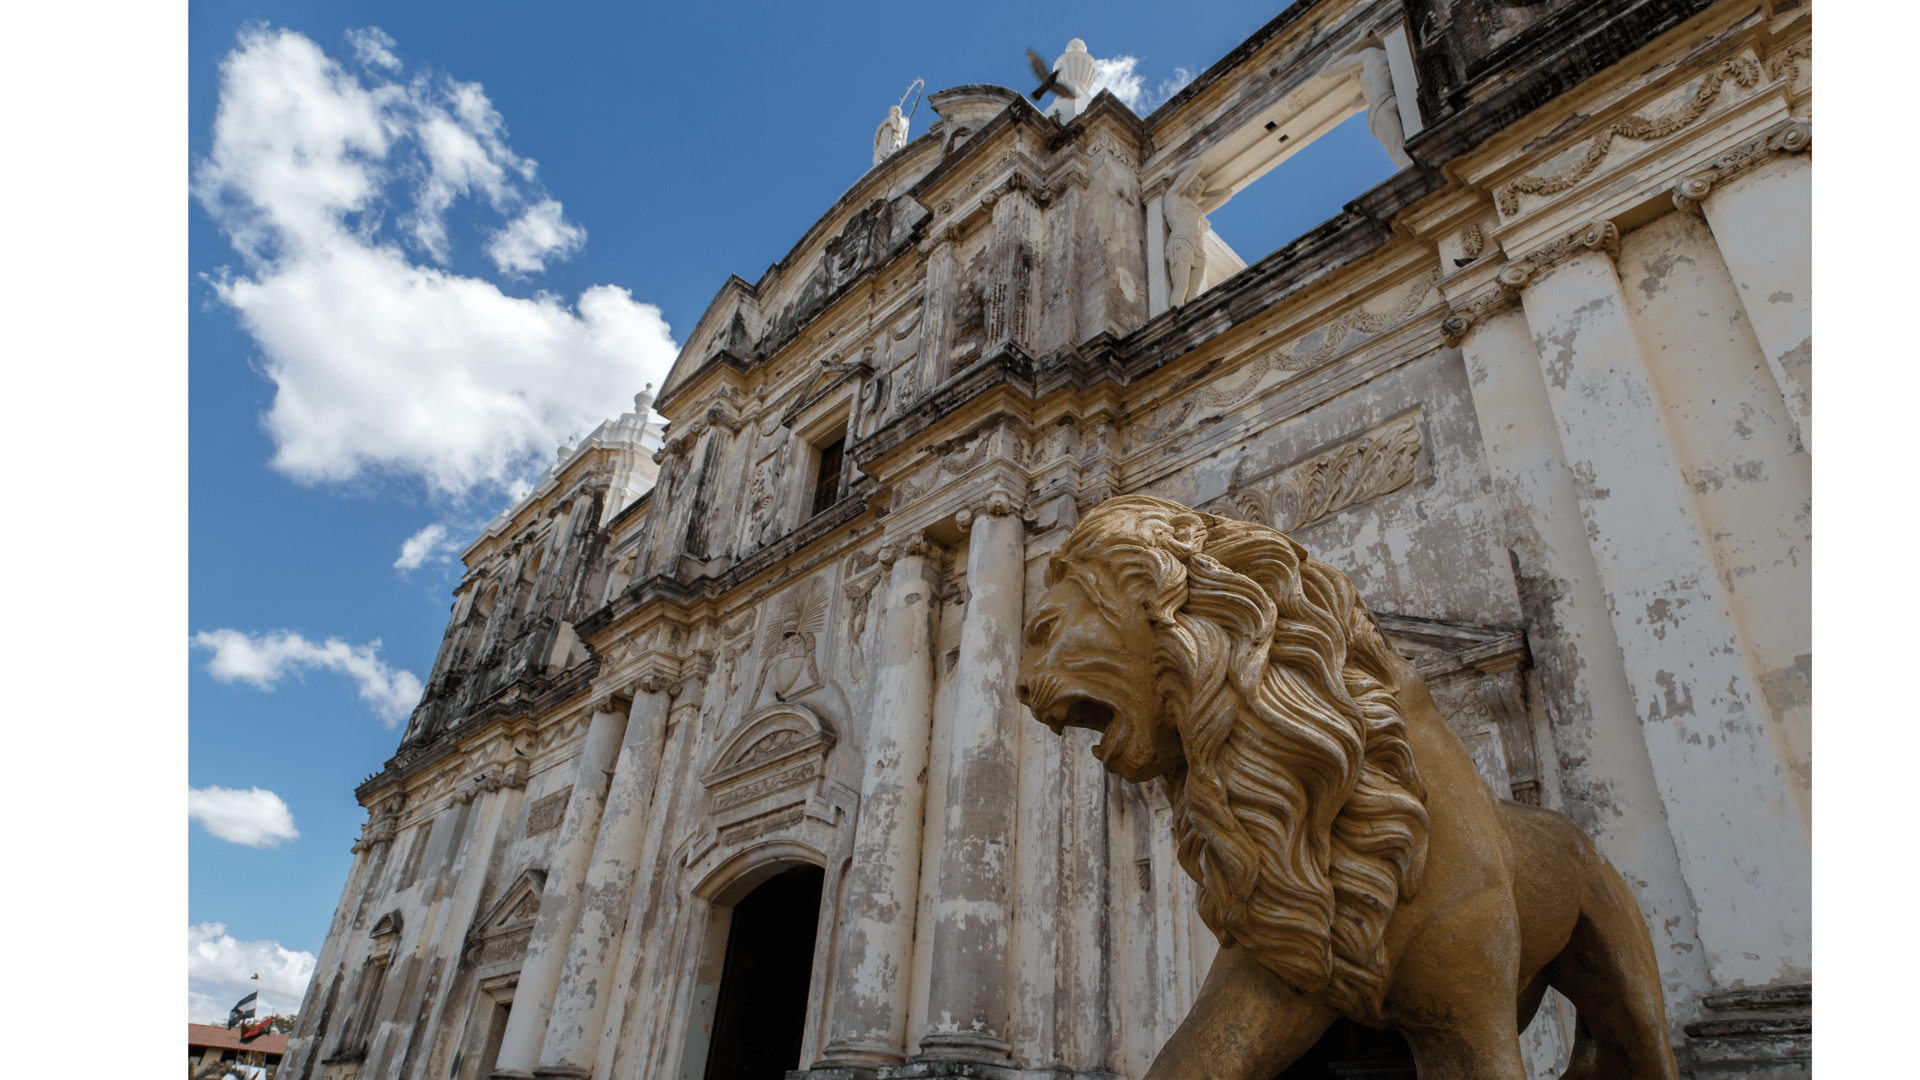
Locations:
809;435;846;518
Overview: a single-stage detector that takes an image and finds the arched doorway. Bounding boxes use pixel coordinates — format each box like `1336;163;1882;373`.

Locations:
702;864;826;1080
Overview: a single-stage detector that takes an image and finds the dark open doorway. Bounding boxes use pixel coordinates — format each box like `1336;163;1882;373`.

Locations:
702;863;826;1080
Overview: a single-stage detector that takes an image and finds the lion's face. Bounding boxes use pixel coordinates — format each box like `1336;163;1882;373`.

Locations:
1017;523;1186;783
1018;495;1431;1021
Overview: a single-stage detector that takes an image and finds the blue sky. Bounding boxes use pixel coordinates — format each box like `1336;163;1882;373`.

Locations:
184;0;1399;1024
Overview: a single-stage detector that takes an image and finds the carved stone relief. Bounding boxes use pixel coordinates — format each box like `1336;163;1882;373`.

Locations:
524;788;571;836
767;198;901;347
463;868;546;971
1204;412;1424;532
684;702;843;868
844;574;881;684
751;578;829;705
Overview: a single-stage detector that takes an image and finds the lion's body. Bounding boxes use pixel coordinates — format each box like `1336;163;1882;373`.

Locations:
1017;497;1679;1079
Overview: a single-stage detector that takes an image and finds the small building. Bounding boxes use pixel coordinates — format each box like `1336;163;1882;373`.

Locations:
189;1022;288;1076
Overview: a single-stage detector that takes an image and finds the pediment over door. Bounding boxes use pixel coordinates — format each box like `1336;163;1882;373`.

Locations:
685;703;843;867
1374;613;1544;806
464;868;546;971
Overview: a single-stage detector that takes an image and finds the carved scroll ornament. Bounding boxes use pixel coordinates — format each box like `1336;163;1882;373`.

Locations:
1207;412;1423;532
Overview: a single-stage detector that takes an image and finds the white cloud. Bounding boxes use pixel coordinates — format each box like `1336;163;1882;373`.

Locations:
489;198;587;275
346;26;400;71
1089;56;1195;115
1090;56;1148;112
395;521;454;570
194;27;678;499
189;923;316;1025
1158;67;1197;105
189;786;301;847
192;628;424;726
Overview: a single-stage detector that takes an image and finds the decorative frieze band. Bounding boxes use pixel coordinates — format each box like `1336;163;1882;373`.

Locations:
1496;56;1763;216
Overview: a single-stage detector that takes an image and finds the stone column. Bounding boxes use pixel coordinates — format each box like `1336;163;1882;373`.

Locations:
590;676;708;1079
1007;687;1061;1063
915;492;1026;1064
1451;300;1713;1010
816;535;941;1070
420;762;532;1079
535;680;676;1078
490;704;628;1080
1678;120;1812;450
1507;229;1811;991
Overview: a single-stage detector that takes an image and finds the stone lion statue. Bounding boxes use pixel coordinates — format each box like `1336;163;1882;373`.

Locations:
1016;496;1679;1079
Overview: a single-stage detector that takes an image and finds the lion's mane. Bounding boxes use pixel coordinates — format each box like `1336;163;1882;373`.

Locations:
1066;497;1431;1021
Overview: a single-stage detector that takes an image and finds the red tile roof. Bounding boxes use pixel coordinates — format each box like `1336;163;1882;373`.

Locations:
187;1023;289;1054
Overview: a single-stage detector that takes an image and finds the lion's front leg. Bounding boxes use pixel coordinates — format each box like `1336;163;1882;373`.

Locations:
1144;943;1337;1080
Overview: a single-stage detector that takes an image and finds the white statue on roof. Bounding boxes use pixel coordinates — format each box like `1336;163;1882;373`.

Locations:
874;105;909;165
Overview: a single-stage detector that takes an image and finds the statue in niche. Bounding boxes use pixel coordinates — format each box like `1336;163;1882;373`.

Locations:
1321;44;1415;169
1016;496;1680;1080
1164;160;1232;307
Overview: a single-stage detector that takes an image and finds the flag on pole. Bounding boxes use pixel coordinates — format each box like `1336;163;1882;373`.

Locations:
240;1016;275;1043
227;990;258;1030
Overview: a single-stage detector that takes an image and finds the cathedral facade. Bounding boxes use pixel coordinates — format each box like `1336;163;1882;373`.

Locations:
281;1;1813;1078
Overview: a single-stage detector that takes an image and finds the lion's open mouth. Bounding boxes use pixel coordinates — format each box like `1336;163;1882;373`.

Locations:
1023;670;1121;737
1063;698;1115;730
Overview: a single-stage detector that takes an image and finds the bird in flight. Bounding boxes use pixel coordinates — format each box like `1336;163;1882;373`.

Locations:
1026;47;1080;103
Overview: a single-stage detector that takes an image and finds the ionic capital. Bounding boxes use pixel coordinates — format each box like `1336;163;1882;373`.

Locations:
955;488;1029;529
1671;118;1812;213
879;531;935;568
1440;285;1524;347
1491;218;1621;298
